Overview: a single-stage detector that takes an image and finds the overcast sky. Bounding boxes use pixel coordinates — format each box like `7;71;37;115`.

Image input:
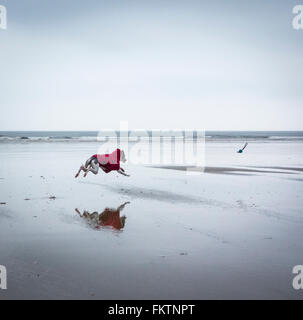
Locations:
0;0;302;131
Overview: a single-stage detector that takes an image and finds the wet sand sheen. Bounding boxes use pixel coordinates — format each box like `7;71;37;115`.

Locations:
1;141;303;299
150;165;303;176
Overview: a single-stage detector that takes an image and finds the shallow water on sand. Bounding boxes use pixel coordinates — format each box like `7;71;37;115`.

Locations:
0;141;303;299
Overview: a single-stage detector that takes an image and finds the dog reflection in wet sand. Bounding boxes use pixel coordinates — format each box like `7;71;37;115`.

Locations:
75;202;130;230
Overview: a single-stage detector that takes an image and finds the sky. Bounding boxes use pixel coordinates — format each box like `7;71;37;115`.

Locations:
0;0;302;131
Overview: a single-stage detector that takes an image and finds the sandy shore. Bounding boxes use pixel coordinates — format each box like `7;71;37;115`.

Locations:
0;141;303;299
151;165;303;176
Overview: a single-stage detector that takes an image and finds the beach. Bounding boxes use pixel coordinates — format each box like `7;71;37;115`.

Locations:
0;133;303;299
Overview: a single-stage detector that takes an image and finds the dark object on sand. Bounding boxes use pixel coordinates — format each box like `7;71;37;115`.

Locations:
237;142;248;153
0;202;7;205
49;196;56;200
24;198;30;201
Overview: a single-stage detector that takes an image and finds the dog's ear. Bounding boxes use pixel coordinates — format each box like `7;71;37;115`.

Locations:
120;216;127;228
120;150;125;160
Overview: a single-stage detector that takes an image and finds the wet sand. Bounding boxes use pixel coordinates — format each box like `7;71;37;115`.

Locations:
0;142;303;299
151;165;303;176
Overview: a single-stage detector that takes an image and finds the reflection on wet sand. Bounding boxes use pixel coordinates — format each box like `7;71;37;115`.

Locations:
75;202;130;230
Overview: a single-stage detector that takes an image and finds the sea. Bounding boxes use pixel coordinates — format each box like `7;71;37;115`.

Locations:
0;131;303;143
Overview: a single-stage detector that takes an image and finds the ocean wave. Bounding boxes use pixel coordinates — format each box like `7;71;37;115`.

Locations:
0;136;115;142
267;136;303;140
205;134;303;141
0;132;302;143
206;135;270;139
